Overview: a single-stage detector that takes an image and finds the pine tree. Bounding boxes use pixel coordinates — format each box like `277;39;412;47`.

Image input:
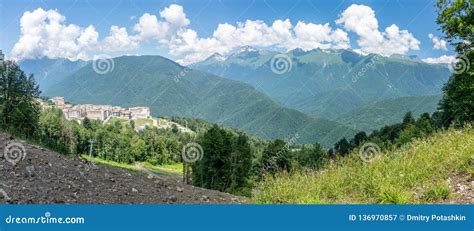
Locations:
0;61;41;137
334;138;350;156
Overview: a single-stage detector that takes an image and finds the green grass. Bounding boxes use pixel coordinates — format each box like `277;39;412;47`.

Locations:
141;162;183;176
81;155;182;176
134;118;154;128
81;155;138;172
252;127;474;204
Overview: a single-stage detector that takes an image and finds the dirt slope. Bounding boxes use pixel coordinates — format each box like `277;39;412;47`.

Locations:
0;133;245;204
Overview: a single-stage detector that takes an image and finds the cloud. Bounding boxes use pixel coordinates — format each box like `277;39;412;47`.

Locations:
11;8;99;60
11;4;191;61
132;4;190;43
12;4;439;65
422;55;456;64
102;26;139;52
170;19;349;64
159;4;190;28
290;22;350;50
336;4;420;56
428;33;448;50
132;13;168;41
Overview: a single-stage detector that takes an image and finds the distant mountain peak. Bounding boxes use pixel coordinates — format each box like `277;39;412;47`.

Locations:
225;46;262;60
390;54;422;62
204;52;226;62
233;46;259;55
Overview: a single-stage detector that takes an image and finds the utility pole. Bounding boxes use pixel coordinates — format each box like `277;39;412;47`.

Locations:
88;139;96;159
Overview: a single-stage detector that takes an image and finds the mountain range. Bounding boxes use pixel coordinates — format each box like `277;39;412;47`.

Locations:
18;47;451;147
31;55;355;147
194;47;450;119
20;58;87;92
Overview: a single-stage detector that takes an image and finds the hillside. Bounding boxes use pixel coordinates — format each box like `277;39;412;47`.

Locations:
19;58;88;93
253;127;474;204
43;55;355;147
194;48;451;119
337;95;442;132
0;133;245;204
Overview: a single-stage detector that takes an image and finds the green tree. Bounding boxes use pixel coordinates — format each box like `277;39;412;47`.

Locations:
296;143;328;169
171;124;179;134
37;109;77;154
351;131;368;147
436;0;474;127
193;125;233;191
435;0;473;53
82;117;93;130
0;61;41;137
402;112;416;127
334;138;350;156
228;133;253;195
260;139;291;174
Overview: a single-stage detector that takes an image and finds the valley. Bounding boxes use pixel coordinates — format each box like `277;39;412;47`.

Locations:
20;48;452;147
28;55;357;147
194;48;450;124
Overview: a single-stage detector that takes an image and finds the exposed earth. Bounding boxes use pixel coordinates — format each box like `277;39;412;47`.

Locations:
0;133;245;204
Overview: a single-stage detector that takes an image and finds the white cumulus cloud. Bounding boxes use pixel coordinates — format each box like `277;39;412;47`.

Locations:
13;4;448;65
11;8;99;60
102;26;139;52
422;55;456;64
336;4;420;56
428;33;448;50
169;19;350;64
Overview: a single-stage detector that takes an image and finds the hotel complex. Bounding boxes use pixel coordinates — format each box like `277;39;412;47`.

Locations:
49;96;150;123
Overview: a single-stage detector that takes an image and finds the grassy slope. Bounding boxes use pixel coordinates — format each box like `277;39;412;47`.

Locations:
82;155;183;176
253;127;474;204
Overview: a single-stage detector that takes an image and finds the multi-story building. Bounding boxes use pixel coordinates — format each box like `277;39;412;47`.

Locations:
119;110;132;120
86;110;107;121
129;107;150;119
51;96;65;106
48;96;151;123
112;107;122;117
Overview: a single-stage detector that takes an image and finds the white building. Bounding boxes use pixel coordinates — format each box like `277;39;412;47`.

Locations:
129;107;150;119
51;96;65;106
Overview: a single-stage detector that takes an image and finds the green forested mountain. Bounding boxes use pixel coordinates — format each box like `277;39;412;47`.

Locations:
194;48;451;119
336;95;442;132
44;55;355;147
19;58;88;93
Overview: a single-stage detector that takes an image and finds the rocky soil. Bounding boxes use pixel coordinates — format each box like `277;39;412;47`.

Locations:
437;173;474;204
0;133;245;204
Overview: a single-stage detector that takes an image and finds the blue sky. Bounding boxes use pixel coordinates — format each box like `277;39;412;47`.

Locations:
0;0;455;64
